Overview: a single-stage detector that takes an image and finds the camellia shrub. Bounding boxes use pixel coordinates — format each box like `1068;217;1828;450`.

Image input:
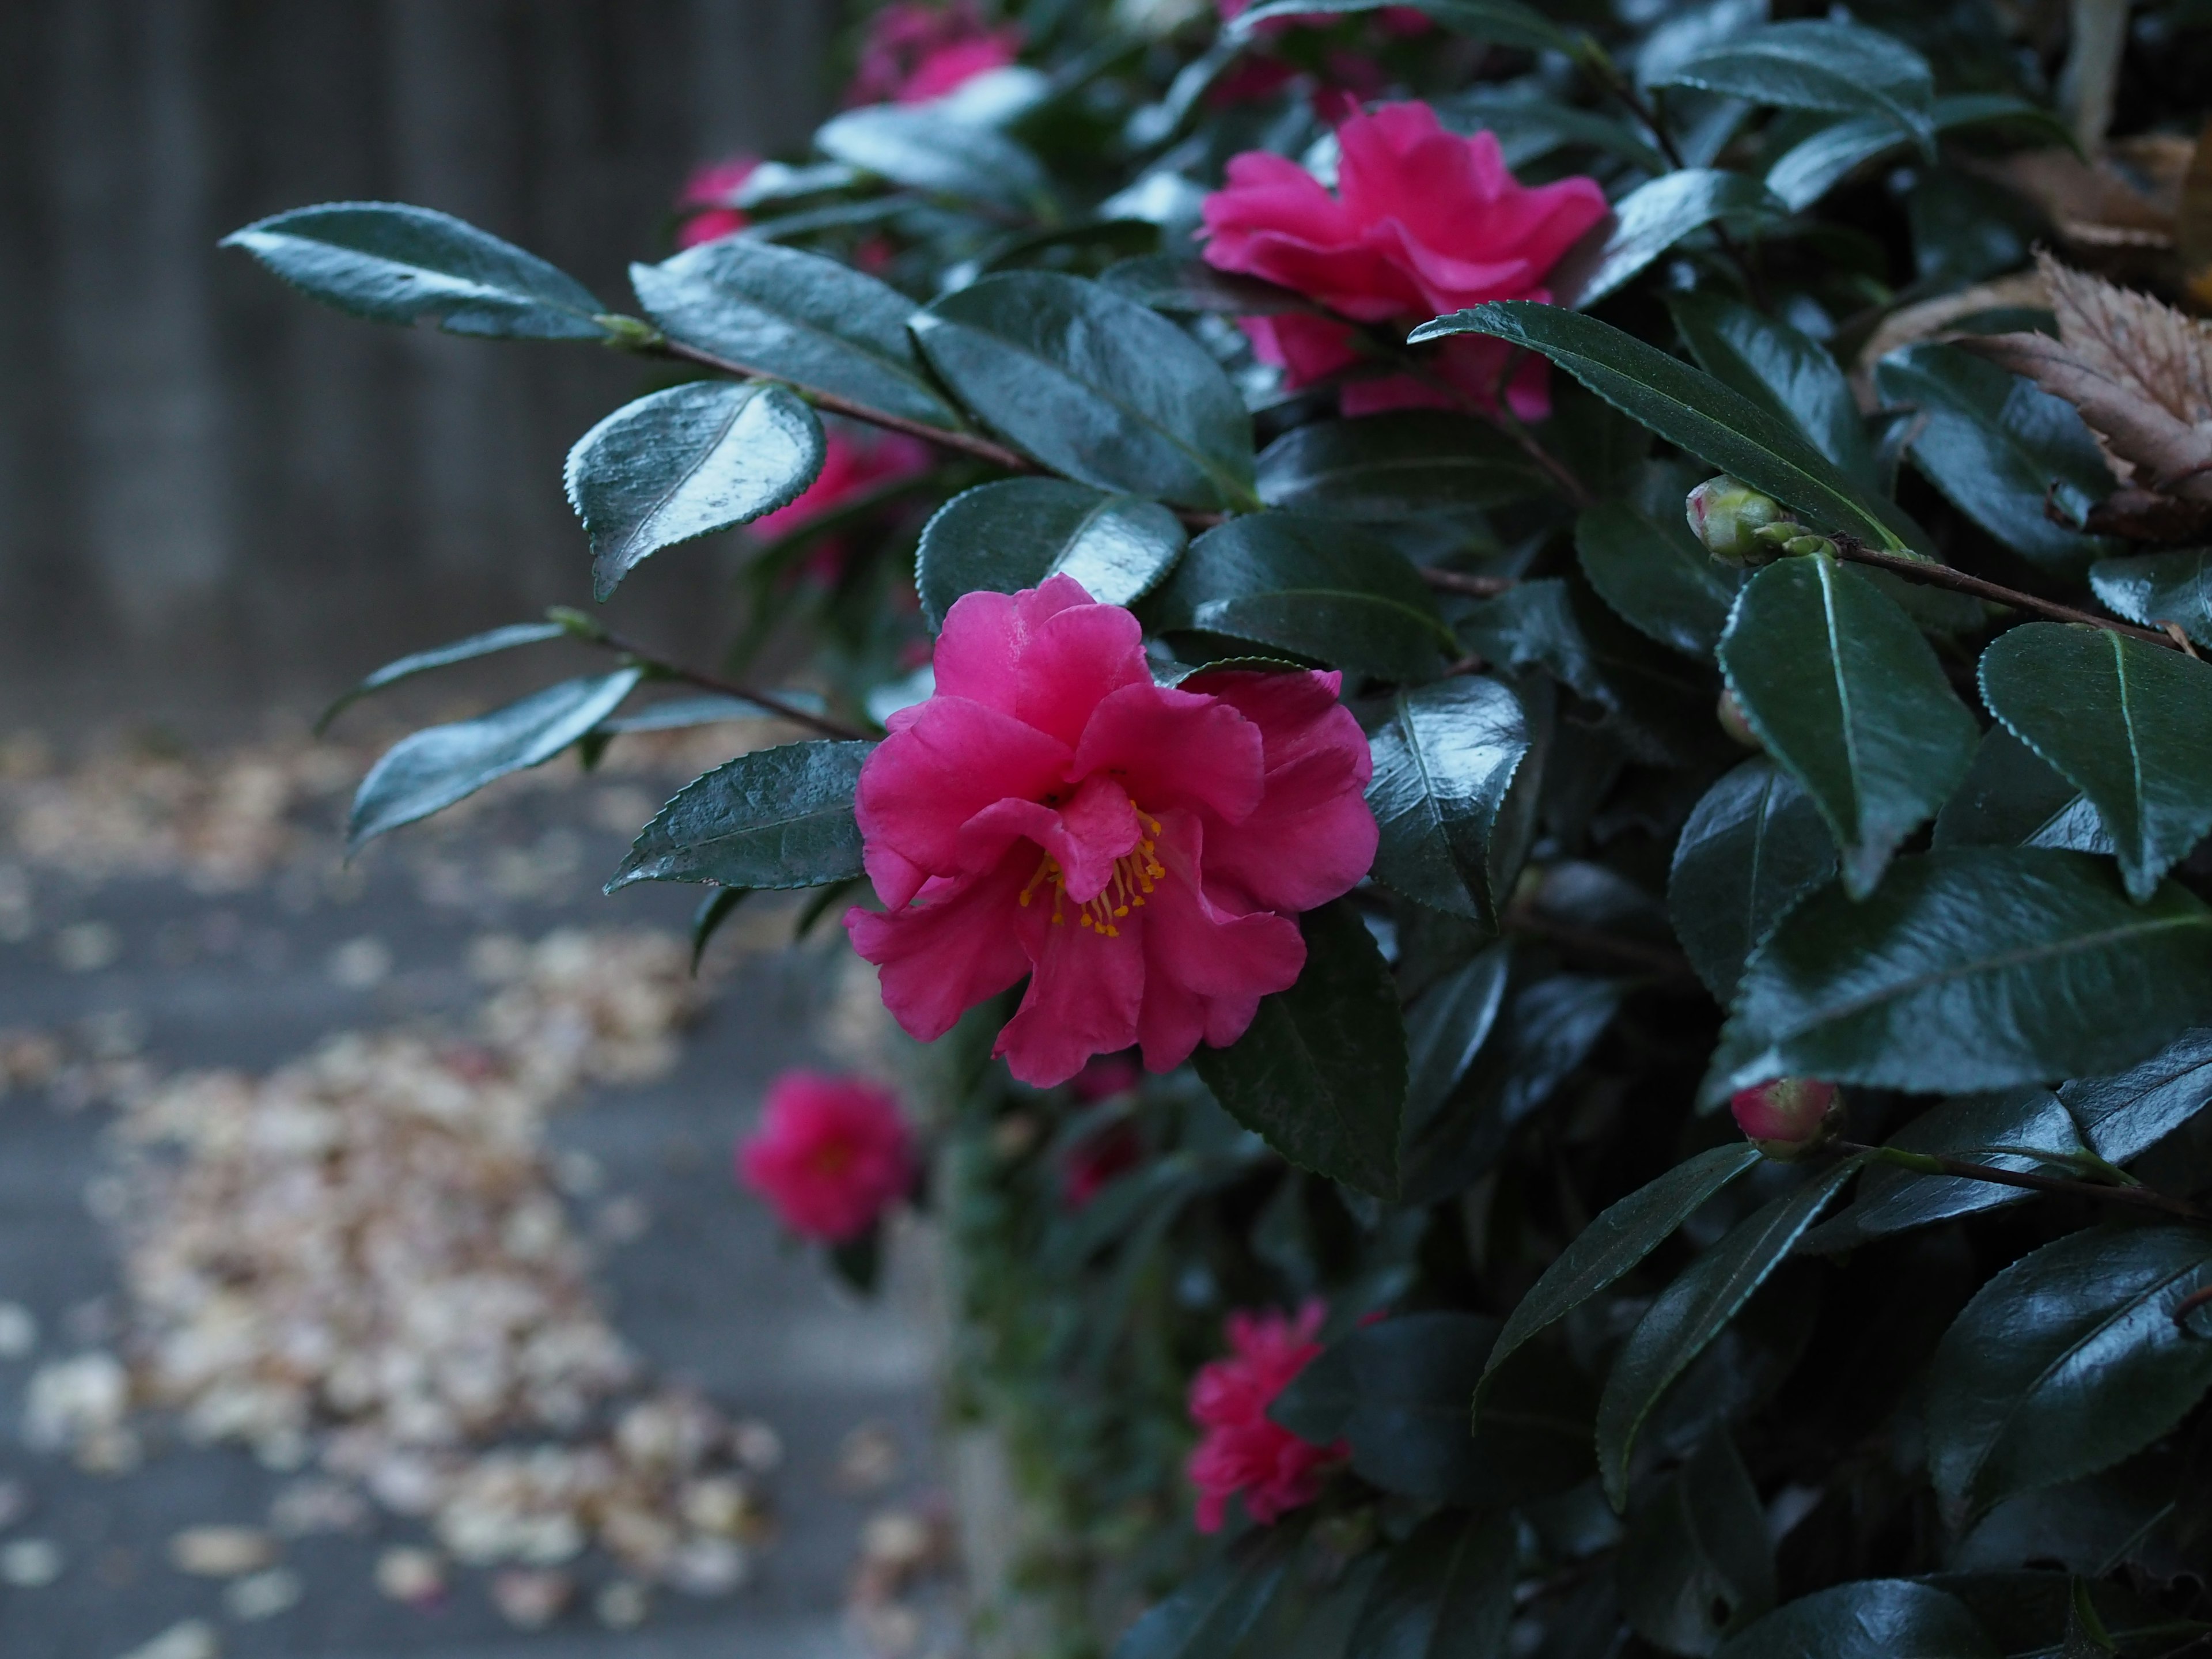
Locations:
223;0;2212;1653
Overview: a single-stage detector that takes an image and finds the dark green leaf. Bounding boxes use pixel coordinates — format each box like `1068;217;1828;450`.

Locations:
1228;0;1575;53
1368;675;1548;927
347;670;642;851
1595;1156;1865;1508
1766;94;2073;211
1660;21;1936;150
316;621;568;732
1411;303;1916;553
601;692;817;734
1153;513;1450;681
1715;1581;1997;1659
1671;293;1878;491
2062;1578;2118;1658
1112;1522;1306;1659
2059;1027;2212;1163
221;201;609;339
1619;1430;1776;1655
1257;414;1546;520
565;381;825;599
1482;1143;1764;1403
2090;549;2212;650
1704;849;2212;1105
1561;170;1787;311
1437;88;1669;173
828;1225;882;1294
1718;556;1978;897
1980;623;2212;900
1402;946;1512;1137
1575;498;1742;660
628;239;961;431
1669;759;1838;1003
1268;1332;1358;1446
690;887;749;972
911;272;1256;511
1100;255;1309;315
815;104;1047;210
1194;899;1407;1197
1347;1509;1517;1659
1927;1225;2212;1522
915;479;1186;631
1804;1089;2089;1249
1874;346;2117;571
1934;727;2114;856
607;740;873;892
1923;1573;2190;1657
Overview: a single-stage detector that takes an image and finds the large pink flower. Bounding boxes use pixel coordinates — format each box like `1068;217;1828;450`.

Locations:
1200;101;1608;418
737;1070;916;1243
1187;1301;1345;1532
844;577;1376;1089
847;1;1022;106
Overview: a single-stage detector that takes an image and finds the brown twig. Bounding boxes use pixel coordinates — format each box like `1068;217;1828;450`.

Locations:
1422;569;1518;599
2175;1284;2212;1331
1831;539;2181;649
591;627;873;742
1836;1141;2211;1225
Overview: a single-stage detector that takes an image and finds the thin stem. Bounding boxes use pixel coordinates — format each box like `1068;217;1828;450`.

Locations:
1831;538;2181;650
2175;1283;2212;1331
1422;569;1517;599
588;626;873;743
1836;1141;2210;1225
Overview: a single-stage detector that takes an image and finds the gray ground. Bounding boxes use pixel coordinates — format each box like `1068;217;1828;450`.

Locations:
0;767;945;1658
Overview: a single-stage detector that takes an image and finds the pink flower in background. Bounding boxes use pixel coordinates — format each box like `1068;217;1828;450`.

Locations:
748;425;934;580
1730;1078;1842;1161
673;156;759;248
1070;1054;1142;1103
737;1071;916;1242
1199;101;1608;418
844;577;1376;1089
847;1;1022;106
1187;1301;1343;1532
1061;1113;1144;1210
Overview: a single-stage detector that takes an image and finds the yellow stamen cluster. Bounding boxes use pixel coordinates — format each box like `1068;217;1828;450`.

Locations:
1015;812;1166;937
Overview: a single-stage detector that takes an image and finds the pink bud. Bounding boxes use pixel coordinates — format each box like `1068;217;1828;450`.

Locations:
1729;1077;1841;1160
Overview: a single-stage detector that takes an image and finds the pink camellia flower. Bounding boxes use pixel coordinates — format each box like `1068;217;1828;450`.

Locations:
1199;101;1609;418
737;1070;916;1242
748;425;934;581
1730;1077;1842;1162
1187;1300;1345;1533
843;577;1377;1089
674;156;759;249
847;1;1022;106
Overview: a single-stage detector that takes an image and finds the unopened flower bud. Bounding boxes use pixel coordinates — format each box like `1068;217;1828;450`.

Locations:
1717;688;1761;750
1730;1078;1842;1161
1687;477;1792;566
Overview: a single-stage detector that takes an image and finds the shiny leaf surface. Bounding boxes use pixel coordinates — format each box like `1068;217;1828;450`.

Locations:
916;479;1186;630
1669;759;1838;1002
607;740;874;891
1716;1581;1997;1659
1576;497;1742;660
1256;414;1546;519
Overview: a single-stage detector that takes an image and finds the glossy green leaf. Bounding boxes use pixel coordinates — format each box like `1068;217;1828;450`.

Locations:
1927;1225;2212;1522
607;740;872;893
1575;498;1741;660
2059;1027;2212;1163
1658;21;1936;150
1112;1522;1306;1659
1229;0;1575;52
1619;1431;1776;1656
1980;623;2212;900
1401;946;1512;1138
1438;88;1669;173
1703;849;2212;1106
1922;1574;2189;1657
1411;303;1915;552
689;887;749;972
1874;346;2117;571
1671;293;1878;490
1766;94;2072;211
565;381;825;599
1669;759;1838;1003
316;621;568;732
1804;1089;2088;1249
1718;556;1978;897
1563;170;1787;310
1347;1509;1516;1659
1368;675;1548;928
1482;1143;1764;1404
347;670;642;851
916;479;1186;630
1152;513;1450;681
599;692;820;734
629;239;961;431
1596;1155;1866;1508
911;272;1256;511
1934;726;2114;856
1256;414;1545;520
1194;899;1407;1197
1100;255;1309;315
221;201;610;339
1716;1581;1997;1659
815;104;1048;210
2090;549;2212;650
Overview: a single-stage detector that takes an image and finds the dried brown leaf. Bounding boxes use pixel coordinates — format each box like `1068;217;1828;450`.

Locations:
2181;117;2212;309
1990;145;2181;250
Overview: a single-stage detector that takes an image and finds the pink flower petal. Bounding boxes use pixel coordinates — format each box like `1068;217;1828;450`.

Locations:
846;855;1035;1043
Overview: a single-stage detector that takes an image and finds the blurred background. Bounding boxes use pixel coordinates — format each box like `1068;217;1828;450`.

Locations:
0;5;964;1656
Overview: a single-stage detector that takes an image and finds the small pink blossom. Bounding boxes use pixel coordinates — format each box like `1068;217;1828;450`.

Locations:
748;425;934;581
843;577;1377;1089
847;2;1022;106
674;156;760;249
1730;1078;1842;1161
1187;1300;1344;1532
1061;1113;1144;1209
1200;101;1608;418
737;1070;916;1242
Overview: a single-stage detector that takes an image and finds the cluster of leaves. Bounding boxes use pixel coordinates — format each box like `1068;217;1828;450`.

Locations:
224;0;2212;1654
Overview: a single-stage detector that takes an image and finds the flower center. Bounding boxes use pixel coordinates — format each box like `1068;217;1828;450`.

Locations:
1017;811;1165;938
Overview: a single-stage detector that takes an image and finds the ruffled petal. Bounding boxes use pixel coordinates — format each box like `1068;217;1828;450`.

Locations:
994;901;1145;1087
1135;813;1306;1071
1072;681;1267;826
931;574;1102;714
845;854;1033;1043
956;773;1139;903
